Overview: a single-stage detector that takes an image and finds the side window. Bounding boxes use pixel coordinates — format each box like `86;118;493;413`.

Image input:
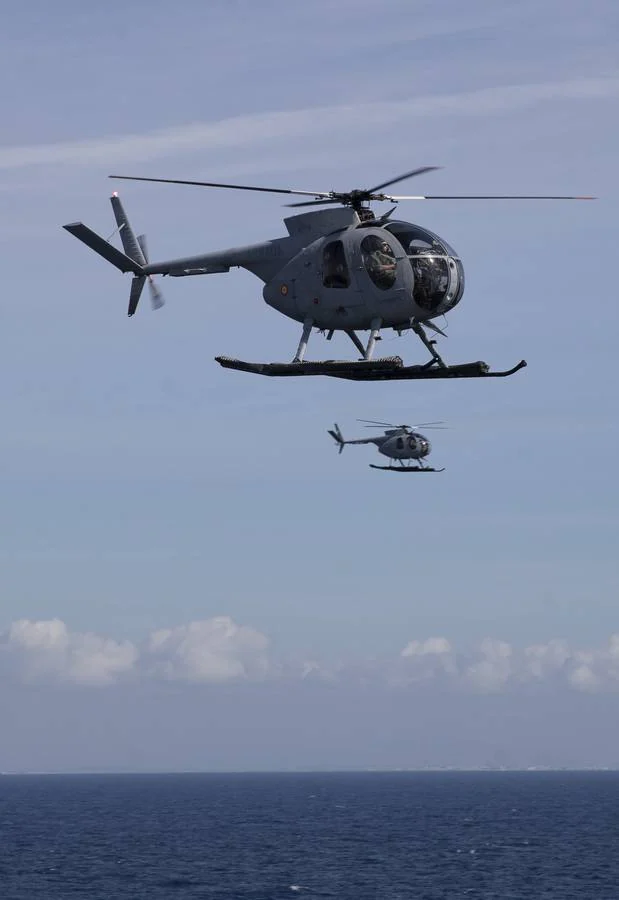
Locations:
361;235;397;290
396;437;404;449
322;241;350;288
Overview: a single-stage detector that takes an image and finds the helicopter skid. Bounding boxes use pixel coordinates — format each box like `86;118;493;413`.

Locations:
215;356;527;381
369;464;445;472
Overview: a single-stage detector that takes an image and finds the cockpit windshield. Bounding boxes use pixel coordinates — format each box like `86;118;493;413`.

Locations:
410;252;450;311
385;221;456;257
385;220;463;314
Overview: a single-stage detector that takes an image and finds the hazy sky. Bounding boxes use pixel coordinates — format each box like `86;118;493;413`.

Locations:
1;0;618;771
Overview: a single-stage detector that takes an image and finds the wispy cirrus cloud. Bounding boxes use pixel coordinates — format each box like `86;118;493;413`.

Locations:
2;616;619;693
0;76;617;172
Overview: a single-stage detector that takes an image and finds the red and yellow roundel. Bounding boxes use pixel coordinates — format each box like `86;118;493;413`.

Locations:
280;284;289;296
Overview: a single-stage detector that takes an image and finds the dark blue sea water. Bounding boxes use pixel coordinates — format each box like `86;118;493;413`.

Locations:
1;771;617;899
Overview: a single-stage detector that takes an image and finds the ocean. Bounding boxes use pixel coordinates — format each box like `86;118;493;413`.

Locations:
1;771;617;899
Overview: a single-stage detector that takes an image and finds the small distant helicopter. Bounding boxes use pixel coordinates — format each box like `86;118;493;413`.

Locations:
328;419;447;472
63;166;593;382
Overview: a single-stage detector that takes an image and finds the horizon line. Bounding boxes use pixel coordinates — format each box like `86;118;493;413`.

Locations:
3;766;618;776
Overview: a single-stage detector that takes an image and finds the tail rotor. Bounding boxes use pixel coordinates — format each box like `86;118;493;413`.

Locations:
110;193;165;316
137;234;165;312
63;193;166;317
328;424;345;453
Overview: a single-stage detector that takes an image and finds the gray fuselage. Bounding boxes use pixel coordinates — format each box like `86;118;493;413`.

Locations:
146;207;465;333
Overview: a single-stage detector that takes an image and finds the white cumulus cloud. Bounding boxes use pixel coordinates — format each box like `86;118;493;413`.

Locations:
523;639;571;678
401;637;453;658
391;636;457;684
5;618;138;686
568;664;601;691
394;633;619;694
465;639;513;693
146;616;271;683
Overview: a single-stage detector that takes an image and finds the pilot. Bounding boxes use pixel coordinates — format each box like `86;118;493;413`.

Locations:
368;241;396;283
372;241;395;268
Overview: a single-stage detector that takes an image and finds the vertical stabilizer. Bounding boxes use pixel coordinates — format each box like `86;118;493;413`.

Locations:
110;192;146;265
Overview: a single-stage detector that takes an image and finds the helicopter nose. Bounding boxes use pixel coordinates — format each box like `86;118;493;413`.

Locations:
420;438;431;457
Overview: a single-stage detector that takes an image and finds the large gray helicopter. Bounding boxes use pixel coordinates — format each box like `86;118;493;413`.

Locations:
63;167;593;382
328;419;446;472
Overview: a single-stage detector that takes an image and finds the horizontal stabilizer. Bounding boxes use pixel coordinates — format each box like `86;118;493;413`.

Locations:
63;223;143;274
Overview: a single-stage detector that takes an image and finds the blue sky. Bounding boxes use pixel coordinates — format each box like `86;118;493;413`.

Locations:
1;0;618;770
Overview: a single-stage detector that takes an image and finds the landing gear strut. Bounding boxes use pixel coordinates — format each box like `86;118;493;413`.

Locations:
411;319;447;368
294;318;384;363
364;317;383;360
293;317;313;363
345;330;367;357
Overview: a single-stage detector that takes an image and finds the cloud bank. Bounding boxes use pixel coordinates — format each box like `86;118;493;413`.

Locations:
2;617;618;693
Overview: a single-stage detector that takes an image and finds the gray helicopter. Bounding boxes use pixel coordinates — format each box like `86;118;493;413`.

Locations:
63;167;593;382
328;419;447;472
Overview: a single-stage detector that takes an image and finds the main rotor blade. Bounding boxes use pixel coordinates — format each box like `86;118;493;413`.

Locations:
357;418;396;426
285;198;340;208
387;193;596;200
367;166;442;194
109;175;332;199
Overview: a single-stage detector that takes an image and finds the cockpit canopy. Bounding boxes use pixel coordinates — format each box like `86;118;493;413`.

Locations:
385;220;465;315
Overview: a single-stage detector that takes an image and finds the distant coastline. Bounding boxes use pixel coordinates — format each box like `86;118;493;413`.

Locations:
2;766;618;776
